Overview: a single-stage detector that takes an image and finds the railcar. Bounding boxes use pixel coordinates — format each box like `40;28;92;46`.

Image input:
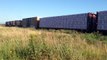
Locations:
6;21;10;26
22;17;40;28
97;11;107;33
15;20;22;27
39;13;96;32
5;22;9;26
11;21;16;26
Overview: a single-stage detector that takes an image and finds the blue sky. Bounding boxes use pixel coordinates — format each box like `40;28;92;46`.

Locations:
0;0;107;24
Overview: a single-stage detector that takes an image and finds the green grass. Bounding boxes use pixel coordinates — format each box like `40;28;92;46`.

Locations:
0;26;107;60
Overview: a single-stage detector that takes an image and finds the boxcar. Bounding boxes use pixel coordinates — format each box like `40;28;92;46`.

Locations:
15;20;22;27
5;21;12;27
22;17;40;28
29;17;40;28
11;21;16;26
22;18;30;28
39;13;96;32
9;21;12;26
97;11;107;32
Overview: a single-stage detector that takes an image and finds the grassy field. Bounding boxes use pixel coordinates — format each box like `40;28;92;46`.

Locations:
0;26;107;60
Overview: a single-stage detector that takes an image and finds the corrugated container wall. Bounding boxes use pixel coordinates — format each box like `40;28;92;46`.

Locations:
22;17;40;28
22;18;30;28
29;17;40;28
39;13;94;31
97;11;107;31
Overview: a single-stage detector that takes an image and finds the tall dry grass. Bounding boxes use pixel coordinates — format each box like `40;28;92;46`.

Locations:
0;26;107;60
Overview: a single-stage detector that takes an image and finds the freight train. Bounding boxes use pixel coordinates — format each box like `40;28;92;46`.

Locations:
5;11;107;33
